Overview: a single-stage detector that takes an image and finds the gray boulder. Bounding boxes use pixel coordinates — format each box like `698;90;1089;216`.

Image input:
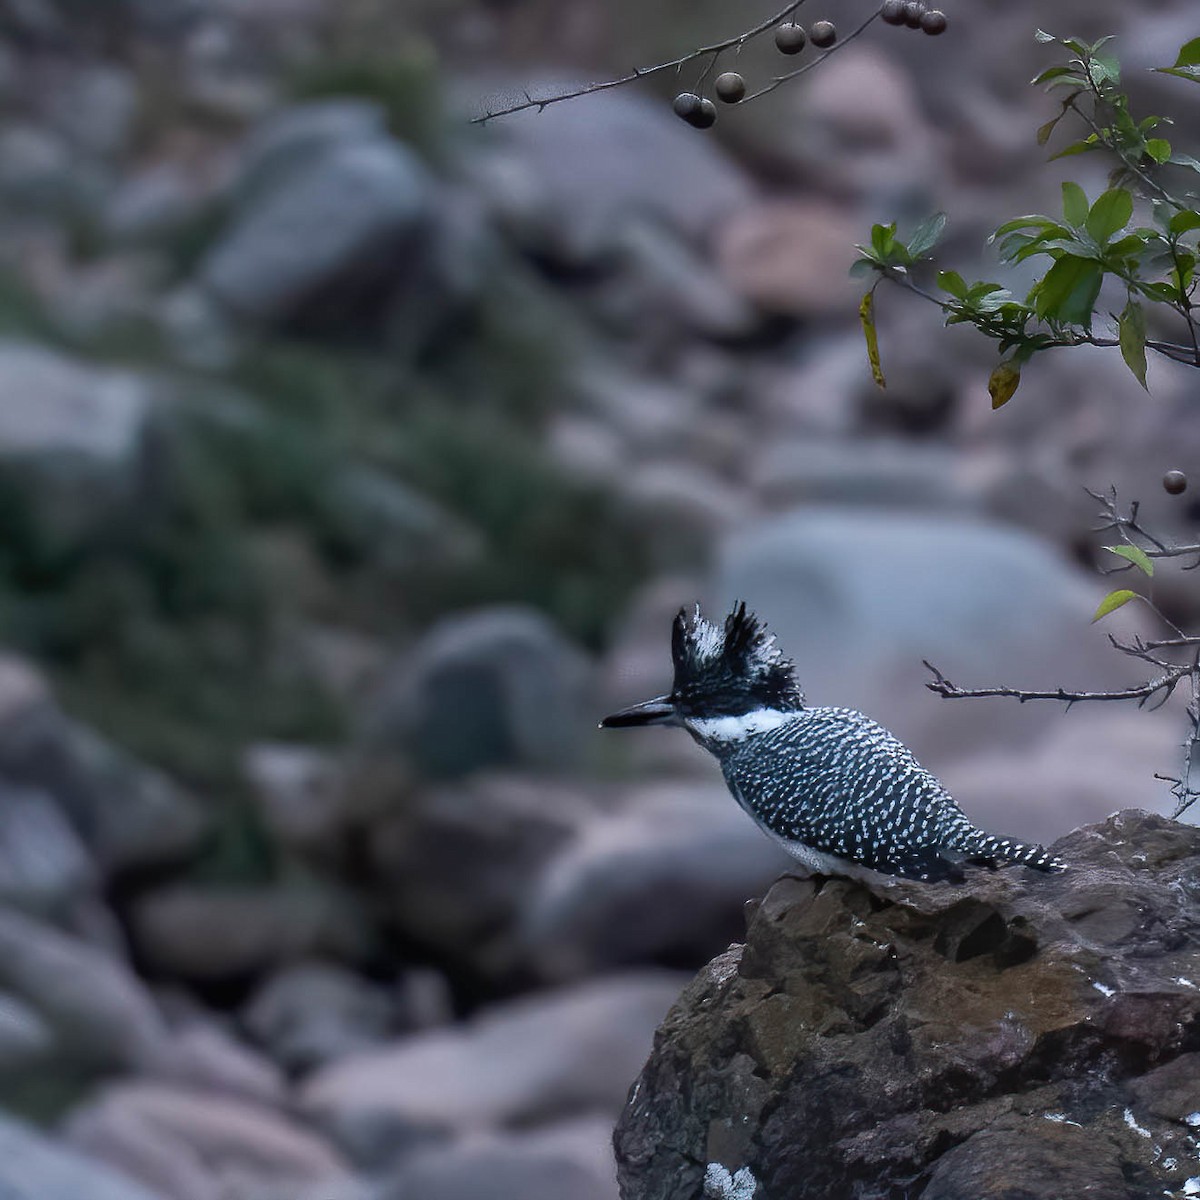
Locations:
0;905;173;1080
519;782;790;981
0;784;94;915
0;656;206;874
386;1122;619;1200
367;774;595;979
363;607;593;778
615;811;1200;1200
712;509;1130;774
201;134;432;324
0;1113;168;1200
129;883;368;983
301;972;685;1158
468;81;755;263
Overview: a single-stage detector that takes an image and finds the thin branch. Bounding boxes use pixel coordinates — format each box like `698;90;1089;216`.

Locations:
470;0;806;124
741;10;882;103
923;660;1189;708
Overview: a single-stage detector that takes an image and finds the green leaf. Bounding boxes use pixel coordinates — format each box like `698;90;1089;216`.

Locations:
1104;544;1154;576
988;359;1021;409
1118;299;1147;389
937;270;967;299
1169;152;1200;172
1050;136;1100;160
1034;29;1057;44
1170;36;1200;67
1169;210;1200;235
859;292;885;390
1031;65;1081;86
907;212;947;259
1145;138;1172;163
1085;187;1133;245
870;222;897;259
1156;64;1200;84
1091;589;1137;622
849;258;880;278
1031;254;1103;326
991;215;1065;239
1061;181;1088;227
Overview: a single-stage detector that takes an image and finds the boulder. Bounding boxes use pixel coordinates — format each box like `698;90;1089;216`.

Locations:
241;961;414;1073
64;1082;350;1200
362;608;593;778
0;655;206;874
615;810;1200;1199
129;883;368;983
366;774;595;979
519;782;790;980
0;783;94;915
712;509;1139;777
200;134;433;326
715;200;862;319
385;1120;619;1200
302;973;686;1159
468;81;755;263
0;1112;168;1200
0;905;173;1079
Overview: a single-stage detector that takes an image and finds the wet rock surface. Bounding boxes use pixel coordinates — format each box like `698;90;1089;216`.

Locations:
615;810;1200;1200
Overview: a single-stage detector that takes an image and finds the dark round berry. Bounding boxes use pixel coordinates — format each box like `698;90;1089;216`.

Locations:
714;71;746;103
1163;469;1189;496
690;97;717;129
774;23;807;54
672;92;703;121
809;19;837;48
902;1;925;28
920;9;948;34
880;0;907;25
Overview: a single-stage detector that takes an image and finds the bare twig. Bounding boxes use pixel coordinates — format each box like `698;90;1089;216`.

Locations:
925;486;1200;821
922;660;1189;709
470;0;806;124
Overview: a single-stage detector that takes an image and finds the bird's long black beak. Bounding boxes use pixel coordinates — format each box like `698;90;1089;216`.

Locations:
599;695;676;729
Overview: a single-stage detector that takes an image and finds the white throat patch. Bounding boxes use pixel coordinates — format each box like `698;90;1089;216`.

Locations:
685;709;795;743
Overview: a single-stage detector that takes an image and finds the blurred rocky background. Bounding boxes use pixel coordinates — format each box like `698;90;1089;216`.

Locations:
0;0;1196;1197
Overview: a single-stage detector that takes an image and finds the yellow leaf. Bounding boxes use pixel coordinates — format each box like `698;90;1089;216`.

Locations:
1091;589;1137;622
988;359;1021;409
859;292;885;390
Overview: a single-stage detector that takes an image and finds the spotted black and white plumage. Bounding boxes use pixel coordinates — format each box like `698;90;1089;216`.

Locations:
601;602;1065;882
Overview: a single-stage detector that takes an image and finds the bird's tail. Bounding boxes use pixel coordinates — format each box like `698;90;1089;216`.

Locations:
954;831;1066;873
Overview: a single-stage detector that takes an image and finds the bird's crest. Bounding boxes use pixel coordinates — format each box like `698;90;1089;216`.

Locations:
671;602;804;714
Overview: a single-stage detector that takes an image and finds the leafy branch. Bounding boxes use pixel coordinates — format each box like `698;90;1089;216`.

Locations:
852;33;1200;405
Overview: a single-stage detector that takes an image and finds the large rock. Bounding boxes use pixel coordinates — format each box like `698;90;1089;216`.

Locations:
614;810;1200;1200
519;782;790;981
0;1112;168;1200
362;608;593;778
366;774;595;979
0;656;206;874
200;127;433;325
711;509;1140;781
468;81;755;262
241;961;429;1073
0;906;173;1080
302;973;685;1159
64;1082;350;1200
0;783;94;915
129;883;368;983
386;1119;619;1200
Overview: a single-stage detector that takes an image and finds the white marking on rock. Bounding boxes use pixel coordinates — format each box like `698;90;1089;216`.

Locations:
704;1163;758;1200
1125;1108;1153;1139
1043;1113;1082;1128
1183;1178;1200;1197
1092;981;1116;998
1185;1112;1200;1127
1175;977;1199;991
